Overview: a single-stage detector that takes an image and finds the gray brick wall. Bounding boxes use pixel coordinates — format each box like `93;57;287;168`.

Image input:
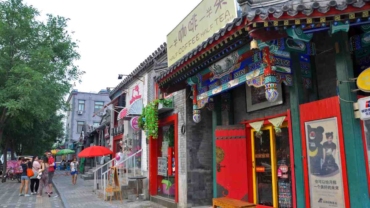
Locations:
312;31;337;100
185;88;213;206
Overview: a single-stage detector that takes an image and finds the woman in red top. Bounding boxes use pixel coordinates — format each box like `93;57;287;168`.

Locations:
47;152;55;197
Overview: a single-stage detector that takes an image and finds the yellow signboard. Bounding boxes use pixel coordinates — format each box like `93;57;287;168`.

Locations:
167;0;237;67
357;67;370;92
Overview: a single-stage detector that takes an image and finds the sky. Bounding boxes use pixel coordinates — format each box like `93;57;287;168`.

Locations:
23;0;202;94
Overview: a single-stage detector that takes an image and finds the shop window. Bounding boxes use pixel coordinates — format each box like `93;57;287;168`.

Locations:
94;101;104;112
251;124;293;208
157;124;175;200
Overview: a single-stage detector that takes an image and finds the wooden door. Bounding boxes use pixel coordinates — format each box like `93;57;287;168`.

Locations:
215;125;248;201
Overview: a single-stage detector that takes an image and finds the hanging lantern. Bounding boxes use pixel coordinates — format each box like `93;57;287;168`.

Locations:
262;47;279;102
250;39;259;51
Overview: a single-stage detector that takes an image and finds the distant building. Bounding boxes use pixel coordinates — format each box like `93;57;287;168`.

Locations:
65;89;111;152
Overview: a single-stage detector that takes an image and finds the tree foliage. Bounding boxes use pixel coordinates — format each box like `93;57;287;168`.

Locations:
0;0;83;173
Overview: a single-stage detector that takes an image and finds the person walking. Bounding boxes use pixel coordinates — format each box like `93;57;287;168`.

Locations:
19;158;30;197
37;156;49;197
70;157;79;185
30;156;40;195
47;152;55;197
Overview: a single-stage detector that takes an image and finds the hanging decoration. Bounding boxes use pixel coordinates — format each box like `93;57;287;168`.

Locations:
263;47;279;102
268;116;286;136
249;121;264;139
192;84;201;123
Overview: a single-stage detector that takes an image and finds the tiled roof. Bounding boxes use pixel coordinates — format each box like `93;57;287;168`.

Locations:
109;43;167;98
237;0;369;21
155;16;246;83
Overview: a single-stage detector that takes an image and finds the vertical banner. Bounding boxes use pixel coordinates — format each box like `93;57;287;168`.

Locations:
305;118;345;208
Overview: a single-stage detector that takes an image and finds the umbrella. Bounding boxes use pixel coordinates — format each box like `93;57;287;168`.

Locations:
78;146;113;158
51;149;60;155
56;149;75;156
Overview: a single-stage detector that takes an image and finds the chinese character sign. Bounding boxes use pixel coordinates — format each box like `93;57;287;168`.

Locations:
167;0;237;67
305;118;345;208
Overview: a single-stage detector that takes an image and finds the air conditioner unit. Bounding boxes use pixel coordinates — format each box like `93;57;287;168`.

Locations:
98;112;104;116
77;110;83;115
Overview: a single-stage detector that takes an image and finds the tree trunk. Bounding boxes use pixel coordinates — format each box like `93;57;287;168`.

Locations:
2;140;9;179
10;138;15;160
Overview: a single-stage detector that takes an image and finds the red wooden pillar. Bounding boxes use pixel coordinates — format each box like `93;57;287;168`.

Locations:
149;136;158;195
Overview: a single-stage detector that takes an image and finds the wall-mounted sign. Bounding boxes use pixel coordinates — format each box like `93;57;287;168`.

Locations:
128;82;143;105
166;0;237;67
158;157;168;176
130;116;139;131
358;97;370;120
357;67;370;92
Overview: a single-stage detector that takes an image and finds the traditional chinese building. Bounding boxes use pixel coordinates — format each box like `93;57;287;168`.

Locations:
155;0;370;207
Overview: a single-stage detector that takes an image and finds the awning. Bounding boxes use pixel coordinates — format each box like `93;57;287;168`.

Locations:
117;99;143;120
127;99;143;116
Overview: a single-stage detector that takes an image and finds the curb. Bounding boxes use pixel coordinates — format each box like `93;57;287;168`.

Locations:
52;180;70;208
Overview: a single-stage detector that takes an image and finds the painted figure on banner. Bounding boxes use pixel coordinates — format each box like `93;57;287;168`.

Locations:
322;132;339;176
307;125;324;176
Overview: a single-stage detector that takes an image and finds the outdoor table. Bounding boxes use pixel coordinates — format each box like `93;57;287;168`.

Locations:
128;176;146;199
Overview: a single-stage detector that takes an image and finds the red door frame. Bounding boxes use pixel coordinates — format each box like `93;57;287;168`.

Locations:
300;96;350;208
243;111;297;208
149;113;179;202
113;134;123;154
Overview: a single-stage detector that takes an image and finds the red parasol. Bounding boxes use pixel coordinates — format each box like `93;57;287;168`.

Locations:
78;146;113;158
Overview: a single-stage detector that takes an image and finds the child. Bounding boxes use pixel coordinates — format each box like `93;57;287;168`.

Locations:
70;157;79;185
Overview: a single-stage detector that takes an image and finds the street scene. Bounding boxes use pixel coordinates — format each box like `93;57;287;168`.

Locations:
1;0;370;208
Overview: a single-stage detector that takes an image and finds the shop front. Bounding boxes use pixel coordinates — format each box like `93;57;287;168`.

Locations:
149;113;179;203
156;5;370;208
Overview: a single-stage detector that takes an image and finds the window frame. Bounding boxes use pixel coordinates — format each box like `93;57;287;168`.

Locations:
94;101;104;112
78;100;85;111
77;121;85;133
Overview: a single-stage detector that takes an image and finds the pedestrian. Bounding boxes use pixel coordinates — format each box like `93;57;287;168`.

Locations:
47;152;55;197
70;157;79;185
30;156;40;195
19;157;30;197
37;156;49;197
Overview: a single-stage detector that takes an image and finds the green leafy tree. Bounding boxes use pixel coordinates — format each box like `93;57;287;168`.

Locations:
0;0;83;173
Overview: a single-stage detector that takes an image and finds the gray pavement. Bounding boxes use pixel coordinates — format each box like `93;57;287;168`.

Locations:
0;177;63;208
52;170;165;208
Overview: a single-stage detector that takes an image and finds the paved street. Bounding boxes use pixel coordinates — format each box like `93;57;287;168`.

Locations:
52;170;165;208
0;178;62;208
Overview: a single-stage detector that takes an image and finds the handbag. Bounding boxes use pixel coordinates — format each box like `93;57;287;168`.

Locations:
27;168;34;178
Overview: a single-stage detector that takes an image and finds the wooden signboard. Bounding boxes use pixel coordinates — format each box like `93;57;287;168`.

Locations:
158;157;168;176
108;167;119;187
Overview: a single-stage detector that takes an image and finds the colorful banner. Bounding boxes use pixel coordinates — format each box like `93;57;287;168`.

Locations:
305;118;345;208
167;0;237;67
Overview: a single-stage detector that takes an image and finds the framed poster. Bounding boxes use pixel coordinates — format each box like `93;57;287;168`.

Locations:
304;117;345;208
246;84;283;112
158;157;168;176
